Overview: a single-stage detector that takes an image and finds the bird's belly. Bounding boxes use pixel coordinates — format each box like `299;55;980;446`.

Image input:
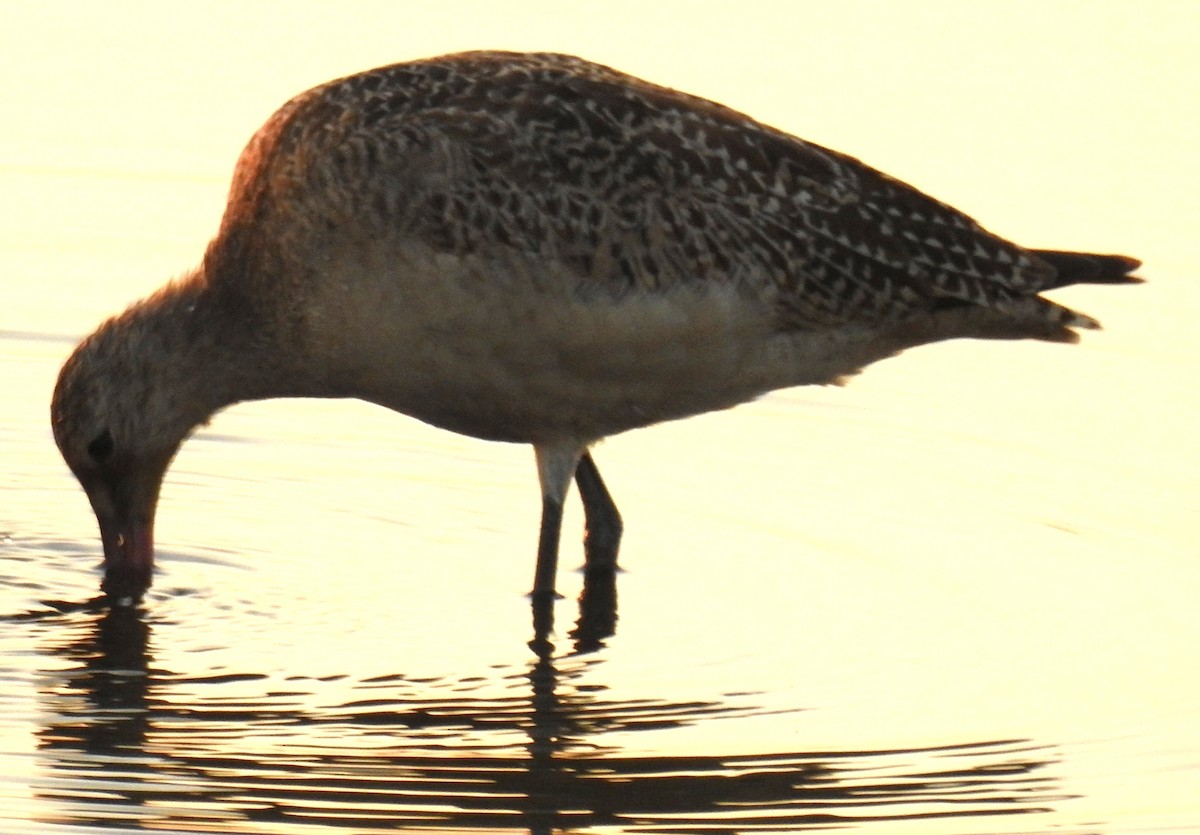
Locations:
372;288;779;442
302;244;787;441
304;243;871;444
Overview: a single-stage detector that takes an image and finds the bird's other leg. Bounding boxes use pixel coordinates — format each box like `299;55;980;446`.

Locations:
569;452;622;652
574;452;622;573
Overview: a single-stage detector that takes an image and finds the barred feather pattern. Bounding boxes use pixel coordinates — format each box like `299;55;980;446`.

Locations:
223;51;1089;335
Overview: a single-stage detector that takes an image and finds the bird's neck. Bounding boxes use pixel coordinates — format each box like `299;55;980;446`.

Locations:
127;269;315;428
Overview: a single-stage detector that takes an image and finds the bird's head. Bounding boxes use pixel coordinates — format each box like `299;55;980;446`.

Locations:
51;314;199;605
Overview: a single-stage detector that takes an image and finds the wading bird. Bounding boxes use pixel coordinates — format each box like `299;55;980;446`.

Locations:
51;51;1139;632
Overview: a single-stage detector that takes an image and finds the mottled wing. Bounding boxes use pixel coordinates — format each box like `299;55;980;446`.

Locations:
243;51;1058;329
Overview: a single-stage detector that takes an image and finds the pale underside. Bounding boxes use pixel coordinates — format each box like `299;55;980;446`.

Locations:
305;237;889;445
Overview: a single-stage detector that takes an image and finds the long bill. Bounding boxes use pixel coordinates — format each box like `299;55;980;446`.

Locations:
84;467;165;605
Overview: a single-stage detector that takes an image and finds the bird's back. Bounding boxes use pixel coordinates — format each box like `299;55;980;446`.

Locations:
211;51;1106;332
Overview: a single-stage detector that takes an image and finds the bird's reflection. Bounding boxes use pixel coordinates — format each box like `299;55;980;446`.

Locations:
531;558;619;656
29;595;1068;833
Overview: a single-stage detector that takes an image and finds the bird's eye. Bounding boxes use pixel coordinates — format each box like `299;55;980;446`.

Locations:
87;430;114;462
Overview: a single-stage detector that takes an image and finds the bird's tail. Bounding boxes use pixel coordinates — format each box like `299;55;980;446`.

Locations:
1032;250;1143;289
902;248;1142;346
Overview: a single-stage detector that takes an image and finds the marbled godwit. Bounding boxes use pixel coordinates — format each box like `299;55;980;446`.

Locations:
51;51;1139;613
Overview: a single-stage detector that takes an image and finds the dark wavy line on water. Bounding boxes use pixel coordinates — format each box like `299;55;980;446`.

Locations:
12;604;1070;834
28;735;1062;833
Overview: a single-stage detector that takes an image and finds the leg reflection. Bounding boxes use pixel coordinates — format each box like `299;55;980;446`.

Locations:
571;564;617;654
529;554;620;656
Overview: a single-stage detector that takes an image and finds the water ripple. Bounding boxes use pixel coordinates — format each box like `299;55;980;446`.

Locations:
11;604;1066;833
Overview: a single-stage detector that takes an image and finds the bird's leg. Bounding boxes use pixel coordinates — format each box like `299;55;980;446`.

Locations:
568;452;622;651
531;443;584;601
530;443;584;651
574;452;622;572
533;496;565;599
